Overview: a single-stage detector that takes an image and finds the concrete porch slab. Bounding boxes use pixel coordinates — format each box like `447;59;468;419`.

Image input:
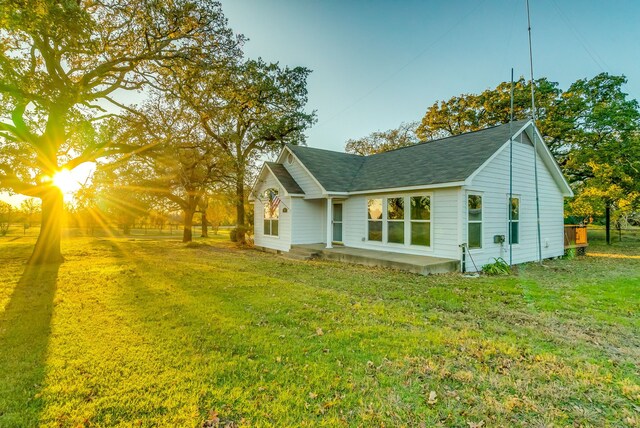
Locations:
290;244;459;275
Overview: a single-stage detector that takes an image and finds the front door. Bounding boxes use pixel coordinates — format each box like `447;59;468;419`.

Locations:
332;202;343;244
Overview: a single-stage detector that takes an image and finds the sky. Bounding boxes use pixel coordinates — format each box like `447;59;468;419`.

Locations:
222;0;640;152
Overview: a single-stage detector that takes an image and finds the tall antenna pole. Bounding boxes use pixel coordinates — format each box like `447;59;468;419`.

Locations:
509;68;514;266
526;0;543;264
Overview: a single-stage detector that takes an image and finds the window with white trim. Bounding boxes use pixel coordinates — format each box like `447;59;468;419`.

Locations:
367;195;432;247
509;196;520;244
410;196;431;246
387;197;404;244
263;188;279;237
468;194;482;248
367;199;383;241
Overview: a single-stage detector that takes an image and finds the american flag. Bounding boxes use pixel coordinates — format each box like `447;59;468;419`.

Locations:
270;195;281;211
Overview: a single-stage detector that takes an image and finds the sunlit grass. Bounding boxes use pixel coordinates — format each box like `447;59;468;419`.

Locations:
0;234;638;426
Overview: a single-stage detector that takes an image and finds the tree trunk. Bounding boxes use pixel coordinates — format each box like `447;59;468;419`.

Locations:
201;210;209;238
183;208;195;243
28;187;64;265
605;204;611;245
235;176;246;244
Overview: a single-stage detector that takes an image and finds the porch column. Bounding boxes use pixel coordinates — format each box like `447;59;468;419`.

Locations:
326;197;333;249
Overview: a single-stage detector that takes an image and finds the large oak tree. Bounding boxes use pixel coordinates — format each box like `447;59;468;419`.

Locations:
102;95;230;242
174;58;316;243
0;0;239;263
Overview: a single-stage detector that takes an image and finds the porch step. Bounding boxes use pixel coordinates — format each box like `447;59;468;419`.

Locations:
318;250;459;275
289;244;459;275
281;246;321;261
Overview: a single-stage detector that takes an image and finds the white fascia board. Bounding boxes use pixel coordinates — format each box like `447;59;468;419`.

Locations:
284;146;329;195
347;182;465;196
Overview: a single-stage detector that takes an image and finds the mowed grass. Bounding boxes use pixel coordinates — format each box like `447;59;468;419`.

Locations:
0;234;639;427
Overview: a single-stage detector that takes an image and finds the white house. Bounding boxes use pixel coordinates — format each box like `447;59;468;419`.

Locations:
249;120;573;272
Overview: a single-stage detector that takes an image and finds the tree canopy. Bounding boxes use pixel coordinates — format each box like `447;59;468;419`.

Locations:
0;0;241;262
345;122;419;156
171;57;316;243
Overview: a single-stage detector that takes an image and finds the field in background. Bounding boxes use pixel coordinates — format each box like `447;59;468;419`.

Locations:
0;224;234;240
0;234;638;426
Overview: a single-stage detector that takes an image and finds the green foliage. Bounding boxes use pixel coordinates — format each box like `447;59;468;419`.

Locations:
564;247;577;260
169;57;316;242
345;121;419;155
1;236;639;426
416;77;564;153
481;257;511;275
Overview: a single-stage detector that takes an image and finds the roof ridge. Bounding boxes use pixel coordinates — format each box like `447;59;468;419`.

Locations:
286;143;364;159
368;119;531;157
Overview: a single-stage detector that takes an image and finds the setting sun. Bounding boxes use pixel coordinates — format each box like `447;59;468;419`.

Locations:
52;169;77;193
50;163;95;199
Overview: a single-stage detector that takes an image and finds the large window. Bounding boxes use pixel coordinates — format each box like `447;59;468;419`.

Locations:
263;189;279;237
509;197;519;244
367;195;431;247
468;194;482;248
410;196;431;246
387;198;404;244
367;199;383;241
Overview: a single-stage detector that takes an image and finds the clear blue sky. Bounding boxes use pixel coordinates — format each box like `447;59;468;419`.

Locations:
222;0;640;152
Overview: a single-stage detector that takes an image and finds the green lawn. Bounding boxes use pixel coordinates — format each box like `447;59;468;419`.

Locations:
1;234;639;427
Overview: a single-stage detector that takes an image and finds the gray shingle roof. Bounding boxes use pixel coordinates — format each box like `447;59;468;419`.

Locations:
266;162;305;195
286;144;365;192
287;120;530;193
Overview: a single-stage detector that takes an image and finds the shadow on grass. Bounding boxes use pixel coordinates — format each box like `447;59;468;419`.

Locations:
0;263;59;427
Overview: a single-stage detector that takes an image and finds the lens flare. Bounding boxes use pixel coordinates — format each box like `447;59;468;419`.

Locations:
52;169;78;194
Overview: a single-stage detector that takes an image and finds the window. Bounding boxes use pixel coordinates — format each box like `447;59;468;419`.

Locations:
367;195;432;247
509;197;519;244
410;196;431;246
387;198;404;244
367;199;382;241
263;188;279;236
468;194;482;248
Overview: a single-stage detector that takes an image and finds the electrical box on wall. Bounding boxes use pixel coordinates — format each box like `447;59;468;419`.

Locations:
494;235;505;244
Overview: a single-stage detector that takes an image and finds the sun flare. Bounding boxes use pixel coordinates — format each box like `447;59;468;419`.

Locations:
51;163;95;197
53;169;79;194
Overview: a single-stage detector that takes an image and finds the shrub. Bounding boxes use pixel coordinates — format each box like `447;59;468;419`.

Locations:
229;227;237;242
481;257;511;275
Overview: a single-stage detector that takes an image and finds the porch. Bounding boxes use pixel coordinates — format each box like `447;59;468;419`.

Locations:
285;244;460;275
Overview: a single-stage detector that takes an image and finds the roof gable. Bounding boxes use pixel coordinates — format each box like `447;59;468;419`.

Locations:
248;162;305;201
265;162;305;195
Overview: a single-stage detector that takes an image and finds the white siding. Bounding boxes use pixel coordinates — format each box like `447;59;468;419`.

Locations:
341;188;461;258
291;198;325;244
253;174;291;252
282;154;324;198
432;188;461;259
465;140;565;270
